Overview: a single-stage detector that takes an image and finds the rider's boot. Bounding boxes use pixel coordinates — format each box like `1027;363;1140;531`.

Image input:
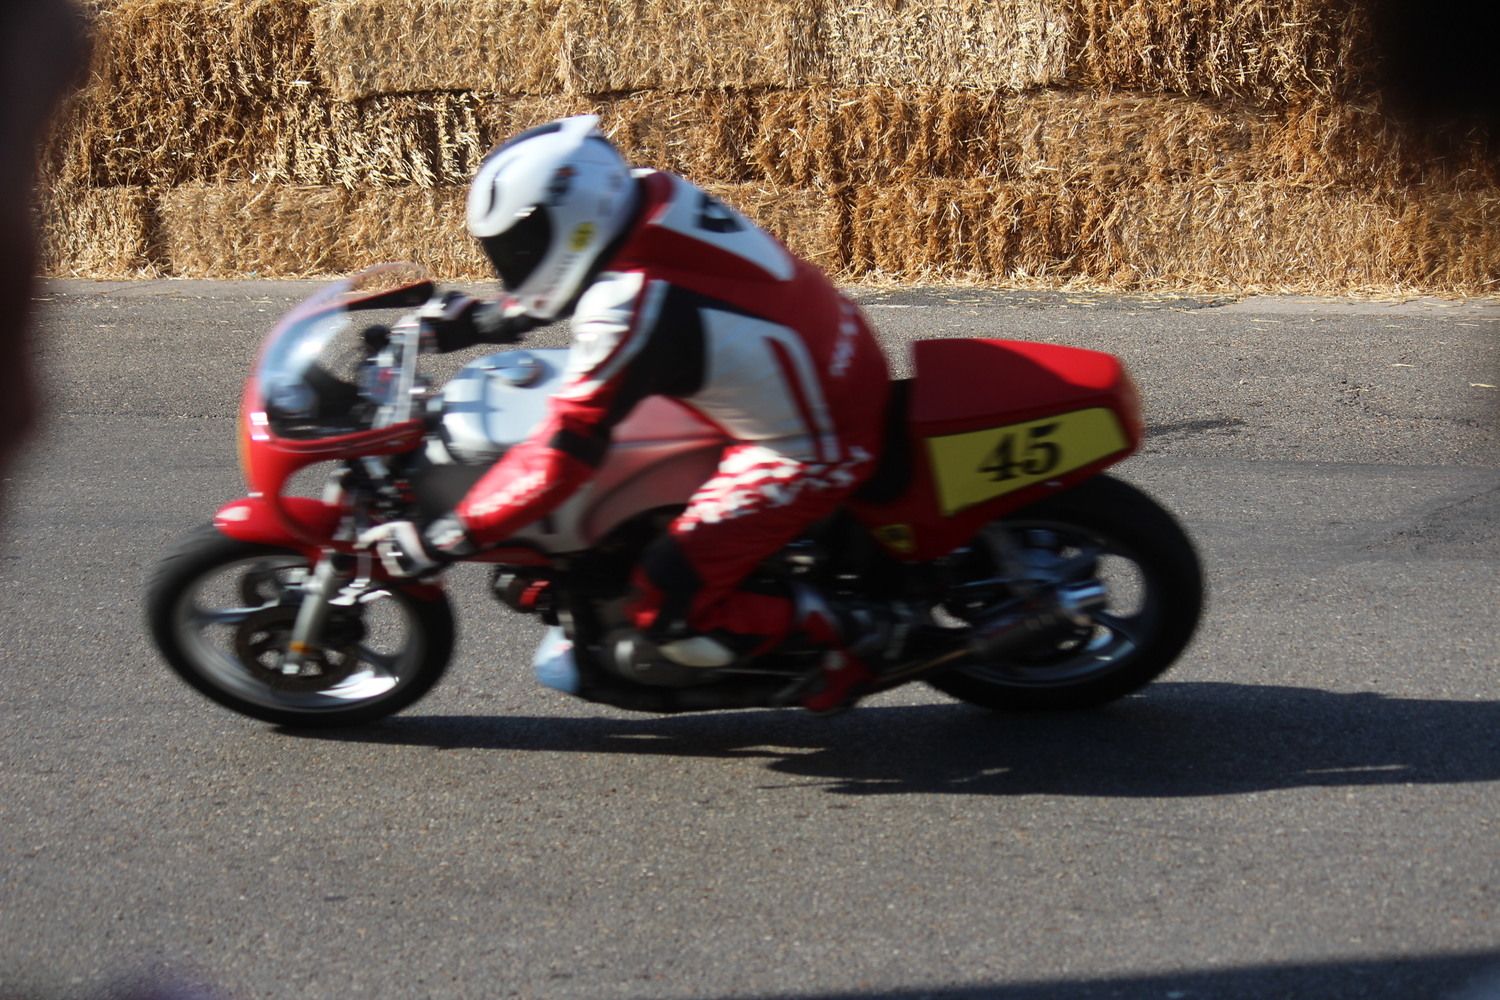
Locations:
791;587;913;714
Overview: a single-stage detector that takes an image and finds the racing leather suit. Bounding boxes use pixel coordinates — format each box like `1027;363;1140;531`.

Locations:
454;170;890;654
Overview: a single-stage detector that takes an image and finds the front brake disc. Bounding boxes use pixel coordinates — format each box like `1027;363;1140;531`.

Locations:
234;606;362;692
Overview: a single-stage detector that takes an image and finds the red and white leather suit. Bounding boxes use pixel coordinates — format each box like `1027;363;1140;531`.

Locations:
454;170;890;651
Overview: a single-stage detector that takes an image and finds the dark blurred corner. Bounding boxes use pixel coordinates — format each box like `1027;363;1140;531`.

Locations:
0;0;87;486
1367;0;1500;137
1367;0;1500;430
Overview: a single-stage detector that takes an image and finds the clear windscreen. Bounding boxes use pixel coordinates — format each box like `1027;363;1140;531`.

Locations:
253;264;434;439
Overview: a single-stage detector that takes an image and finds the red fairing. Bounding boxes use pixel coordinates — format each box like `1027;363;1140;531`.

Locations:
237;380;425;549
212;495;451;600
214;496;342;557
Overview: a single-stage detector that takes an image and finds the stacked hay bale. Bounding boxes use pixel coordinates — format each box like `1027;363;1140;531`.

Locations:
38;0;1500;294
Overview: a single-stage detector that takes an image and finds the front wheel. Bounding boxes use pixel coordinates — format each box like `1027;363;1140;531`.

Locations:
146;523;455;727
926;475;1203;711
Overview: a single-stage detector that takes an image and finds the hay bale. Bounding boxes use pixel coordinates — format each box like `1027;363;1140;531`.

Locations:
36;185;155;277
33;0;1500;297
1066;0;1371;104
48;174;1500;295
260;90;764;189
1266;98;1500;190
1387;189;1500;295
311;0;568;100
156;184;353;277
264;93;490;188
157;183;487;279
136;175;841;281
345;186;490;278
1109;181;1396;292
313;0;1375;102
46;0;1405;194
313;0;818;100
817;0;1071;90
597;91;762;184
72;75;1463;200
49;0;319;188
88;0;318;98
464;91;757;183
751;85;1500;194
558;0;820;93
847;178;1113;283
753;87;1274;186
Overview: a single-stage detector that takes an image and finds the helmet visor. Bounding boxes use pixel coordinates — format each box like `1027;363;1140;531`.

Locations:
480;206;553;291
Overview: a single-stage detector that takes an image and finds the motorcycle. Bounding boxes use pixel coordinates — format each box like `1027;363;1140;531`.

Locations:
145;264;1204;727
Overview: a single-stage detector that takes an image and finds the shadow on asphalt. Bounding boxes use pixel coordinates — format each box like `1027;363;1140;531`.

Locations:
729;953;1500;1000
27;952;1500;1000
287;681;1500;798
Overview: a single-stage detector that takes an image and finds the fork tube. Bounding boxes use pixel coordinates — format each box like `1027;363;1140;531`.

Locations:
281;552;343;675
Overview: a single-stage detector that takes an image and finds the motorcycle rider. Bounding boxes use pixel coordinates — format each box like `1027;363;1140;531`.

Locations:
361;115;896;711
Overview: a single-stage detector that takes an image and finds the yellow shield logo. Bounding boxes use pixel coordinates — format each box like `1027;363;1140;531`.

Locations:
569;223;596;252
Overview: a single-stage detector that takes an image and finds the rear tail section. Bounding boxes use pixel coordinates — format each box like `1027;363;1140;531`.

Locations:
848;338;1142;561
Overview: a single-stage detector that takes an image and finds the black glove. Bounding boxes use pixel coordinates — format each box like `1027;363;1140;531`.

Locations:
420;292;540;353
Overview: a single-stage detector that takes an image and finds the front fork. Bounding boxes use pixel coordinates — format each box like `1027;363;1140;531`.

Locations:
279;548;374;675
229;460;440;676
278;469;376;676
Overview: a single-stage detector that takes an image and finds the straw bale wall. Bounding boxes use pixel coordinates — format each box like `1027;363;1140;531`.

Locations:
139;180;841;279
308;0;1359;103
850;179;1500;292
37;0;1500;296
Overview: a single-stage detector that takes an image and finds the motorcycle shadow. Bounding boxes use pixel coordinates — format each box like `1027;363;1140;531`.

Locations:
287;681;1500;798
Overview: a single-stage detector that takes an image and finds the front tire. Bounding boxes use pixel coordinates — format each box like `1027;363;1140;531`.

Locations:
926;475;1203;711
146;523;455;728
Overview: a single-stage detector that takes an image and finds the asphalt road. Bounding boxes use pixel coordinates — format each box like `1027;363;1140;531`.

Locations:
2;279;1498;1000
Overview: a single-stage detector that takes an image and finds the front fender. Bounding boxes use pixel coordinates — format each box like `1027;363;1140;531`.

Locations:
213;495;342;557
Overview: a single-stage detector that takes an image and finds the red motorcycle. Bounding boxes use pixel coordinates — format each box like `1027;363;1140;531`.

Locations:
146;265;1203;727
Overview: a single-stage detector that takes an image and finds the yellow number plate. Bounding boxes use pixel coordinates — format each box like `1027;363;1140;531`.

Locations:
926;407;1128;516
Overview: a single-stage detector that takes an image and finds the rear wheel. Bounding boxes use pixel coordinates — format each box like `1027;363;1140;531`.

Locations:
926;475;1203;711
146;523;455;727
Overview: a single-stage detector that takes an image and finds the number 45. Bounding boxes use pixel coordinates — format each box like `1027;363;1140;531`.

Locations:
979;423;1062;482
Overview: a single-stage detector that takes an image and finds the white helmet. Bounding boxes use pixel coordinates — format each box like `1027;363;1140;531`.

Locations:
466;115;637;320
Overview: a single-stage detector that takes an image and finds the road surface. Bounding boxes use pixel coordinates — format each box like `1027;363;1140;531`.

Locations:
1;280;1496;999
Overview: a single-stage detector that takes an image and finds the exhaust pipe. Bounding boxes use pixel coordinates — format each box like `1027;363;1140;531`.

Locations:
877;580;1110;687
967;580;1108;660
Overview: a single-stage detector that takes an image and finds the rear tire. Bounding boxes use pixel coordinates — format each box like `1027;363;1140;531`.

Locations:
926;475;1203;711
146;523;455;728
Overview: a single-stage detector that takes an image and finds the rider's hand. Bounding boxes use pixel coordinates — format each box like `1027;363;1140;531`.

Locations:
419;292;536;353
359;520;445;578
359;515;474;578
360;509;477;578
